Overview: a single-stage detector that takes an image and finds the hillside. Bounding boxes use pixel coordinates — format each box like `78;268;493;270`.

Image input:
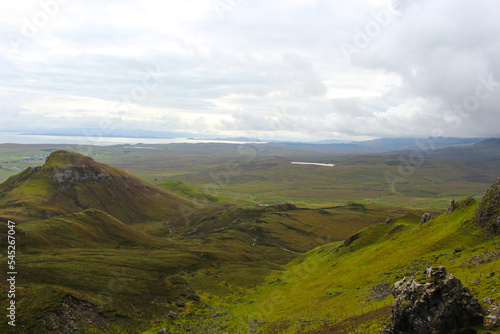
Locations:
219;196;500;333
0;149;498;333
0;150;193;223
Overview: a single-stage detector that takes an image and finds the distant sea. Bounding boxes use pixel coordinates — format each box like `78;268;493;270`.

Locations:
0;132;263;146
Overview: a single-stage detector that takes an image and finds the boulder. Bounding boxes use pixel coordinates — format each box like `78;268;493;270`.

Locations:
383;266;484;334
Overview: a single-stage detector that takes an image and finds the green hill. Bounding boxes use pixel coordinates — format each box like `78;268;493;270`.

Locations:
0;150;193;223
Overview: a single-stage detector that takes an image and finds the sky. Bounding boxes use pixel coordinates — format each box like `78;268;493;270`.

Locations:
0;0;499;141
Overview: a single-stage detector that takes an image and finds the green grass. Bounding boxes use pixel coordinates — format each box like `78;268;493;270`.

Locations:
0;146;498;333
219;198;500;333
1;143;498;209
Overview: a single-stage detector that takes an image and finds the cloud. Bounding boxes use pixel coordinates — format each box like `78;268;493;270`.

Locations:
0;0;499;139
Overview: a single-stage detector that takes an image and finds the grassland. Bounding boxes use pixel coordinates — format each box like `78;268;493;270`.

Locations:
0;144;498;333
1;142;499;209
194;199;500;333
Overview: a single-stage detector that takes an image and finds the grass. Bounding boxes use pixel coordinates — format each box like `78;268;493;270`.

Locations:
0;145;499;333
219;198;500;333
1;143;498;209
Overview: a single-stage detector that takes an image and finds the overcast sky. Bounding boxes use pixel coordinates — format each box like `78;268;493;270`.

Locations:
1;0;499;140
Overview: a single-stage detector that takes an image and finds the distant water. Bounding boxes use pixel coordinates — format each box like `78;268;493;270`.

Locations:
0;132;263;146
291;162;335;167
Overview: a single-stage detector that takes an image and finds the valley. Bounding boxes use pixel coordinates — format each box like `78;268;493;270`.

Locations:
0;141;499;333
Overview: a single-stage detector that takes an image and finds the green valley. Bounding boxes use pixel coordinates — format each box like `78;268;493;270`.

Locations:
0;142;499;333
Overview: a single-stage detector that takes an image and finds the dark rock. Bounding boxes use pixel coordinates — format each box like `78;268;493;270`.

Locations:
476;176;500;235
419;213;431;227
383;266;484;334
447;200;458;214
176;301;186;308
273;203;298;211
336;232;361;251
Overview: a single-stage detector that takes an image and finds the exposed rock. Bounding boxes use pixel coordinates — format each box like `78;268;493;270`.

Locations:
447;197;475;214
336;232;361;251
40;294;127;333
388;224;408;235
447;200;458;214
419;213;431;227
484;304;500;329
273;203;298;211
366;282;391;302
383;266;484;334
168;311;178;319
476;176;500;235
50;166;112;184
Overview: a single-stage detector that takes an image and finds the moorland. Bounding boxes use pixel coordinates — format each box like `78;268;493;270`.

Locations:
0;138;499;333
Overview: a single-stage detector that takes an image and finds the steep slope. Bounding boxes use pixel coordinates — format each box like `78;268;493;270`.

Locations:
16;209;162;248
0;150;192;223
225;196;500;333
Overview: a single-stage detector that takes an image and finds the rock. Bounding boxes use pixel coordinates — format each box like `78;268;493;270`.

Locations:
484;304;500;329
336;232;361;251
157;329;167;334
419;213;431;227
448;197;475;214
447;200;457;214
168;311;177;319
383;266;484;334
476;176;500;235
176;301;186;308
273;203;298;211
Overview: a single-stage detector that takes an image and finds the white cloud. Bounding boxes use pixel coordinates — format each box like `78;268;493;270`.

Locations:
0;0;499;139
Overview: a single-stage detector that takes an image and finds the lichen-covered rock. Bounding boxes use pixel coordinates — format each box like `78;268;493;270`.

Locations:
383;266;484;334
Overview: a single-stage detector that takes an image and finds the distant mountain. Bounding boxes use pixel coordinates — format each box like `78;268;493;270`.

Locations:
429;138;500;159
0;150;192;223
352;137;485;152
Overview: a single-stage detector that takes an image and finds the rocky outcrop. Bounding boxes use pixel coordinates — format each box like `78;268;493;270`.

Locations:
273;203;298;211
447;197;475;214
447;200;458;214
476;176;500;235
49;166;112;184
335;232;361;251
383;266;484;334
418;213;431;227
40;294;126;333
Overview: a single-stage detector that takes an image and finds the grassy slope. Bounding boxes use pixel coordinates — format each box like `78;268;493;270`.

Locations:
222;199;500;333
156;180;219;202
0;150;194;224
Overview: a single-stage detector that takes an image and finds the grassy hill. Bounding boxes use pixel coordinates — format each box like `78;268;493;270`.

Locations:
0;150;193;224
